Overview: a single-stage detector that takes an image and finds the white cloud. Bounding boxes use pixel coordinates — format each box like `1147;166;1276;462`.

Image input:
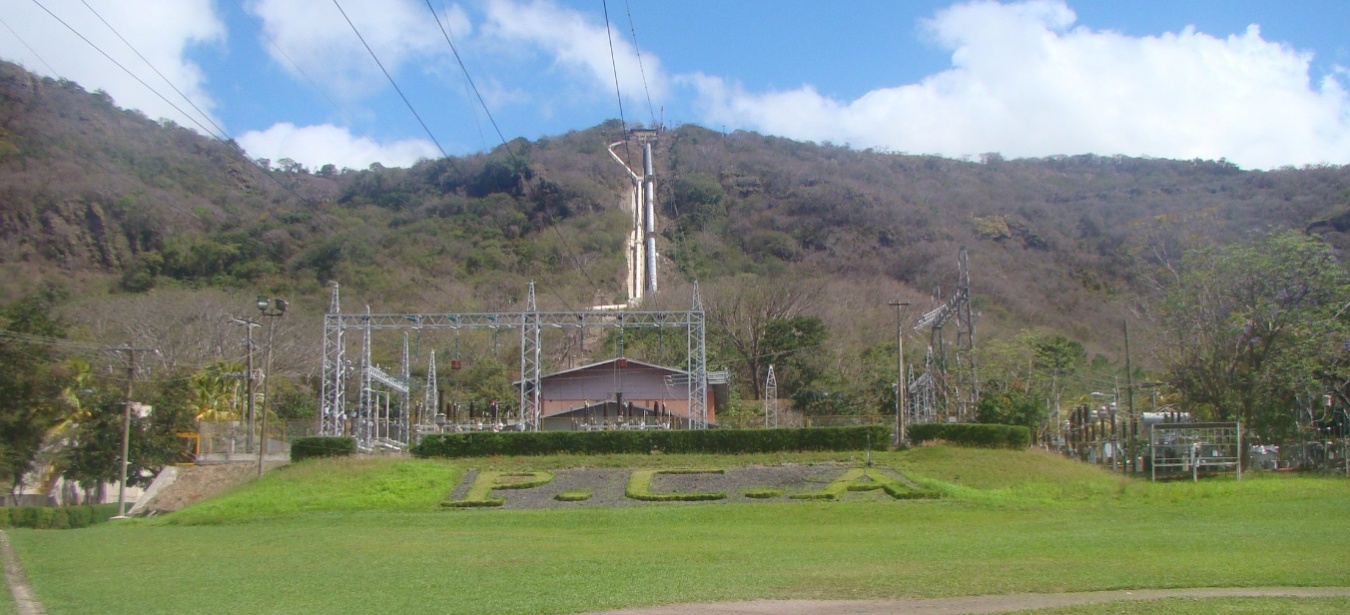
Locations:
237;122;440;169
686;0;1350;170
0;0;225;134
247;0;467;98
482;0;667;106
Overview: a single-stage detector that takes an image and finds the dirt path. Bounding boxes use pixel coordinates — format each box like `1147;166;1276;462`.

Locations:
0;531;44;615
579;587;1350;614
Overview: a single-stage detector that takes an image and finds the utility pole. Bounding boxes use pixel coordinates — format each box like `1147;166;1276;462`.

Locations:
231;318;260;452
1124;319;1135;474
889;301;910;447
110;344;154;519
256;296;287;477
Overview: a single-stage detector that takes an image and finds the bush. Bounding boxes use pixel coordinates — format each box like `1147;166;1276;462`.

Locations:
412;426;891;458
626;469;726;502
0;504;123;529
291;436;357;462
48;508;70;530
66;506;92;529
908;423;1031;449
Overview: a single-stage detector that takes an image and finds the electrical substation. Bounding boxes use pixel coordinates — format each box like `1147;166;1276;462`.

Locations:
317;129;729;451
907;247;979;424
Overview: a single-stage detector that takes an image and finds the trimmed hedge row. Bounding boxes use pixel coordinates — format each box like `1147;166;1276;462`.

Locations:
290;436;357;462
412;426;891;458
0;504;122;530
908;423;1031;449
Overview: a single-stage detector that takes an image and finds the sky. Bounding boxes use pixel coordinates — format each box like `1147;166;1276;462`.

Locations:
2;0;1348;171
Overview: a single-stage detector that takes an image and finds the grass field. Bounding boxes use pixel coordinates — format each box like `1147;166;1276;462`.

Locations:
7;447;1348;615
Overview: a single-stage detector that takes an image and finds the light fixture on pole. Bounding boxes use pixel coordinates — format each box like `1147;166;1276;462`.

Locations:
256;296;287;477
889;300;910;447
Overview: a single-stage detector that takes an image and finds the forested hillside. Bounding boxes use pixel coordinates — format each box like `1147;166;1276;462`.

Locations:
3;58;1350;426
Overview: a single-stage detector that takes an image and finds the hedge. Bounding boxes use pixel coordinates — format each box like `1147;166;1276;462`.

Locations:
0;504;121;529
908;423;1031;449
412;426;892;458
290;436;357;462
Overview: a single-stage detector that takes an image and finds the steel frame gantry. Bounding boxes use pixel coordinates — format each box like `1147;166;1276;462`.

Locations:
320;282;708;449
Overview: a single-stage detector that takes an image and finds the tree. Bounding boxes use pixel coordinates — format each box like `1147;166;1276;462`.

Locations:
1159;231;1350;441
705;277;822;400
0;286;74;493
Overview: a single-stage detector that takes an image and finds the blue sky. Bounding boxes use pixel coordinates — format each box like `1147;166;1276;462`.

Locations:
2;1;1348;171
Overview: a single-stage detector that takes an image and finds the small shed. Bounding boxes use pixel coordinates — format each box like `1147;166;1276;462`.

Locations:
535;358;716;431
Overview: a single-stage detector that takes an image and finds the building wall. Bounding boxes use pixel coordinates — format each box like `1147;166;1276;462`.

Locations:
538;362;714;424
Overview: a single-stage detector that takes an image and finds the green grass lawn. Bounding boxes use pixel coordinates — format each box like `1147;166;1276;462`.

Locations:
7;447;1348;615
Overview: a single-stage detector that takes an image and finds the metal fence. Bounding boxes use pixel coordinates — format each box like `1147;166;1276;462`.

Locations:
1149;422;1241;482
191;420;318;462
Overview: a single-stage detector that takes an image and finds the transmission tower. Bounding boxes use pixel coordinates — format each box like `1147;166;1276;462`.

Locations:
764;364;778;428
910;247;979;421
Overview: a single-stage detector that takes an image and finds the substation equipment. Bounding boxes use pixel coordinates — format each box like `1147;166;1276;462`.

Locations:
319;282;709;451
906;247;979;424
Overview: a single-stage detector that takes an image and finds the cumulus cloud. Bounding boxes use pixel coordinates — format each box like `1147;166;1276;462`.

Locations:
247;0;467;98
237;122;441;170
686;0;1350;169
0;0;225;134
482;0;667;104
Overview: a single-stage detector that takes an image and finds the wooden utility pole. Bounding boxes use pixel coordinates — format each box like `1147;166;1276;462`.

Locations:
1124;319;1136;474
110;344;154;518
890;301;910;447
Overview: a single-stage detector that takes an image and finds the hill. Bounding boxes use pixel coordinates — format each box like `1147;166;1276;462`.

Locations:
2;59;1349;409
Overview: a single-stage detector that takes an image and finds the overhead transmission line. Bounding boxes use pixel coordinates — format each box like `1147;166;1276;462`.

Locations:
623;0;656;128
264;36;356;130
0;17;59;76
29;0;225;140
422;0;602;309
78;0;229;140
332;0;447;158
28;0;309;198
600;0;631;162
424;0;512;159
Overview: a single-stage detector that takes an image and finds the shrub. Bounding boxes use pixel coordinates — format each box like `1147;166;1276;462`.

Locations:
554;490;593;502
790;467;940;501
0;504;124;529
65;506;92;529
443;471;555;509
908;423;1031;449
743;487;783;499
291;436;357;462
48;508;70;530
626;469;726;502
412;426;891;458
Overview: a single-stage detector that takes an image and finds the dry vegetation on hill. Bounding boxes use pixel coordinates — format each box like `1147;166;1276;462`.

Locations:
3;59;1350;418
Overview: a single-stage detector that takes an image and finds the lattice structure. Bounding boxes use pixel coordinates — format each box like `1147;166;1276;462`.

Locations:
321;282;709;450
319;283;346;437
1150;422;1242;482
764;364;778;428
911;247;978;422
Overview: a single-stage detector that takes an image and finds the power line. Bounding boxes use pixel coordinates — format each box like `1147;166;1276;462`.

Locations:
600;0;629;138
28;0;303;198
29;0;224;140
263;35;355;130
623;0;656;127
423;0;513;159
332;0;447;158
0;17;59;76
78;0;228;140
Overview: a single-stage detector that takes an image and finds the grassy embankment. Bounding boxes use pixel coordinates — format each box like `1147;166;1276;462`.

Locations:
6;447;1348;615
